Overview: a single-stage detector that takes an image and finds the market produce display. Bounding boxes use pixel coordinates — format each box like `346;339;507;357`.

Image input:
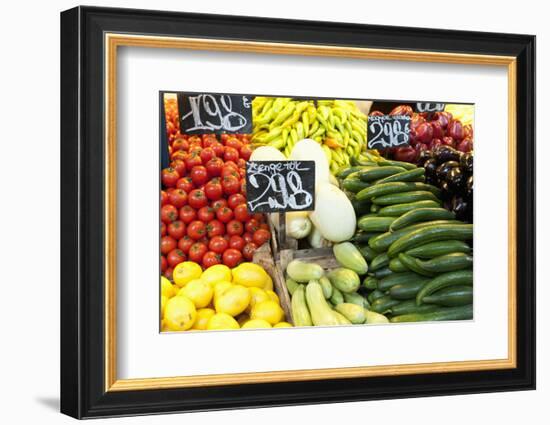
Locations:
161;262;291;331
369;104;473;164
161;132;271;276
251;97;368;173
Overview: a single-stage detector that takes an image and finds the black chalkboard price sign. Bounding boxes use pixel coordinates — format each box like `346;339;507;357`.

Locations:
416;102;445;113
246;161;316;214
367;115;411;149
178;93;253;134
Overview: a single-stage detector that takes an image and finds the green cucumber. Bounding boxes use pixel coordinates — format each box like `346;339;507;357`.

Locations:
336;165;368;179
358;166;406;182
377;159;418;170
370;253;390;271
368;220;462;252
363;276;378;290
377;200;440;217
351;232;380;244
343;177;371;193
388;224;474;258
416;253;473;273
343;292;369;308
390;208;456;231
370;296;400;314
350;197;371;216
319;276;333;299
423;285;473;307
389;279;429;300
329;286;344;305
350;156;377;167
377;272;429;292
416;270;474;305
397;253;436;277
358;244;378;262
358;216;396;232
372;190;440;205
375;168;425;184
370;204;380;213
405;240;472;259
371;267;393;279
390;305;473;322
389;300;440;316
389;257;408;273
357;182;418;201
367;289;386;304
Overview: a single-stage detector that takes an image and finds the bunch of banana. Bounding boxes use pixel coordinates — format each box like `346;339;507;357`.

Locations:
251;97;368;174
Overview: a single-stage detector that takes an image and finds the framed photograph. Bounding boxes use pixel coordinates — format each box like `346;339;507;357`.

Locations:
60;6;536;419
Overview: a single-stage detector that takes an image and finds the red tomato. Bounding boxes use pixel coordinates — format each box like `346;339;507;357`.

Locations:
252;213;264;222
228;235;245;251
222;248;242;268
160;190;169;206
225;138;243;151
161;204;178;223
223;146;239;162
163;267;174;281
205;157;224;178
176;177;194;193
161;167;180;188
207;219;225;238
197;206;215;222
172;138;189;152
245;218;260;234
160;255;167;272
187;220;207;240
202;136;218;148
200;147;216;163
222;176;240;196
216;206;234;223
167;220;186;240
190;165;209;186
240;180;247;196
170;160;186;178
239;145;252;160
189;242;208;263
210;142;225;157
160;236;177;255
185;151;202;169
177;235;194;254
211;199;228;212
252;229;271;246
208;236;229;254
236;159;247;170
228;193;246;209
242;242;258;261
233;204;250;222
243;232;253;243
226;220;244;236
204;179;223;201
202;251;221;268
178;205;196;224
168;189;187;208
188;189;208;209
221;165;240;179
259;223;270;231
171;150;187;163
167;249;186;267
188;135;202;146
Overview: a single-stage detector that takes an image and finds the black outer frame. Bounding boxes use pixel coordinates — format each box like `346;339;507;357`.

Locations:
60;6;536;419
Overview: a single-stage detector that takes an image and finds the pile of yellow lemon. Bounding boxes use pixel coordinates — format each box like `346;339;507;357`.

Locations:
160;262;292;331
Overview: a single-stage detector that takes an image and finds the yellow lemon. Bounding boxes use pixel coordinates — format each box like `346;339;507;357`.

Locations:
173;261;202;287
263;273;274;291
206;313;239;330
246;287;270;314
231;262;269;288
192;308;216;330
178;279;213;308
274;322;292;328
250;300;284;325
160;276;176;298
213;281;233;301
201;264;232;286
160;295;168;319
241;319;272;329
215;285;251;317
164;296;196;331
265;290;279;304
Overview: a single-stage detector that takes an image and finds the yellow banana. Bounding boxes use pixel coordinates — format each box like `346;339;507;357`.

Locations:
301;111;309;137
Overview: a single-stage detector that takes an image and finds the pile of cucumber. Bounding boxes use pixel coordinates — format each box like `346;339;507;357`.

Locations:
339;158;474;323
285;242;389;326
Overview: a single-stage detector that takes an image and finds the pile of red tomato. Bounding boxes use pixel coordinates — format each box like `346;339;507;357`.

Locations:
160;132;271;279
